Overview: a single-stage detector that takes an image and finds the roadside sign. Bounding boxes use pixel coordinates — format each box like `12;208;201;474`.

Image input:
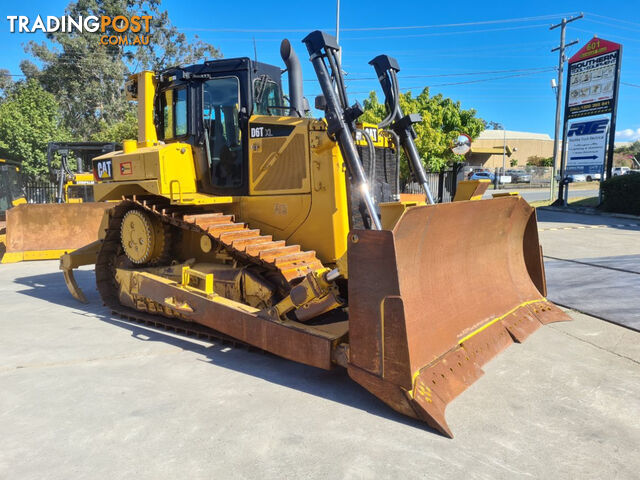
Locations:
566;37;621;120
558;36;623;195
566;118;609;174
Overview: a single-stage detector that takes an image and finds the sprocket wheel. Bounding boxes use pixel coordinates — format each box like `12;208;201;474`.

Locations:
120;209;167;264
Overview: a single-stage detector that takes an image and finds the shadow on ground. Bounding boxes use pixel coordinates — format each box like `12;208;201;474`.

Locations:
12;268;440;436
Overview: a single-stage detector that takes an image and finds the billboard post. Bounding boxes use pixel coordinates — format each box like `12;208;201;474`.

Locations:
557;37;622;203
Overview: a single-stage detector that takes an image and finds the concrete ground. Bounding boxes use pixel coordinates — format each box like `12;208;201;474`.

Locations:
1;258;639;479
538;209;640;331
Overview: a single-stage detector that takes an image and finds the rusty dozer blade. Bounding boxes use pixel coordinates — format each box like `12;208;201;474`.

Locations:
2;203;111;263
346;196;570;438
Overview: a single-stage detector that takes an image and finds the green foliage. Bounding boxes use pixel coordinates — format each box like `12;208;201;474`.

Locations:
527;155;553;167
90;109;138;143
0;80;70;178
601;173;640;215
21;0;221;139
614;140;640;156
361;89;484;174
510;158;518;167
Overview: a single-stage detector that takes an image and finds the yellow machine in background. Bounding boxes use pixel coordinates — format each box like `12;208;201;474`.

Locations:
0;158;27;257
1;142;118;263
56;31;569;437
62;172;95;203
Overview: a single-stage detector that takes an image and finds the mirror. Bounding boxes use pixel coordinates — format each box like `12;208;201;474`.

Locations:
315;95;327;111
452;134;471;155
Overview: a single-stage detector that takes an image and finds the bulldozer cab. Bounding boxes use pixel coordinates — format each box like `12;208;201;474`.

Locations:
155;59;286;196
0;159;25;220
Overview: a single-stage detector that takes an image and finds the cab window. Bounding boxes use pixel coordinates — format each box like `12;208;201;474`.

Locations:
253;76;282;115
160;87;187;139
203;77;243;188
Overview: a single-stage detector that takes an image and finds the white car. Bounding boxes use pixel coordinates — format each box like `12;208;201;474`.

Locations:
567;174;586;182
612;167;630;176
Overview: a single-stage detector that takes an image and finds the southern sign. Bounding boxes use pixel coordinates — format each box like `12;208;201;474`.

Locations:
565;37;621;119
566;118;609;174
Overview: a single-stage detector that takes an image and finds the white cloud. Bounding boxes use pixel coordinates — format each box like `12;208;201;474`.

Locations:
616;128;640;141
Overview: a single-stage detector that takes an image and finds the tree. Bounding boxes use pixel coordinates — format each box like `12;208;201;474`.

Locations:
0;69;13;96
361;89;484;174
615;140;640;157
90;110;138;144
483;120;504;130
21;0;221;139
0;80;70;178
527;155;553;167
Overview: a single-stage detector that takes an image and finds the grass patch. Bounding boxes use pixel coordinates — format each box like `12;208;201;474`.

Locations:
529;196;600;209
529;199;553;208
569;196;600;207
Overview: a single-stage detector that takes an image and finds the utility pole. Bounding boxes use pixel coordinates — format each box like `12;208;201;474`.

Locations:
550;13;583;204
336;0;341;63
502;128;506;174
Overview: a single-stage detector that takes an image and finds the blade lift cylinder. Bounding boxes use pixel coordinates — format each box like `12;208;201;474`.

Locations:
302;31;382;230
369;55;435;204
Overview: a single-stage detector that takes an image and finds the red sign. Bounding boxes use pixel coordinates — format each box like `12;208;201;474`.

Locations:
569;37;621;63
120;161;132;175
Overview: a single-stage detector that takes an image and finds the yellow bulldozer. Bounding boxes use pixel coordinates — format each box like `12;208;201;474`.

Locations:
1;142;118;263
45;31;568;437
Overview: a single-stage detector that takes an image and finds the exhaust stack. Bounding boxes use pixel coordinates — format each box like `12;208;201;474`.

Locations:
280;39;304;117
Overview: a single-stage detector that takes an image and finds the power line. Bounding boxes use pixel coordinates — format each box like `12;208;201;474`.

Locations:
622;82;640;88
391;68;556;89
572;27;640;44
306;68;557;96
307;66;556;82
325;24;551;41
178;13;579;33
582;18;640;33
586;12;640;28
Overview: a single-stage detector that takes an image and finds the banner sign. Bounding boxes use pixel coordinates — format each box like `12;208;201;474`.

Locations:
566;118;609;174
565;37;621;120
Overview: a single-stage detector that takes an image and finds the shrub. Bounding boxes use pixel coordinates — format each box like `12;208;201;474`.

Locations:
527;155;553;167
601;173;640;215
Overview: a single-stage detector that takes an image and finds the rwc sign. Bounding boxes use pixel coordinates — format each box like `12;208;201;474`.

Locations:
566;118;610;174
559;36;622;193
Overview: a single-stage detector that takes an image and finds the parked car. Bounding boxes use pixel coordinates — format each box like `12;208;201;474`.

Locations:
506;169;532;183
585;173;601;182
469;171;495;181
612;167;630;176
566;174;587;182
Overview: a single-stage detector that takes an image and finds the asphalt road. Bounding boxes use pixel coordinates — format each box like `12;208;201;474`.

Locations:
537;208;640;331
1;230;639;479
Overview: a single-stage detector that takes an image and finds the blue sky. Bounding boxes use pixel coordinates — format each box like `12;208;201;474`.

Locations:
1;1;639;141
